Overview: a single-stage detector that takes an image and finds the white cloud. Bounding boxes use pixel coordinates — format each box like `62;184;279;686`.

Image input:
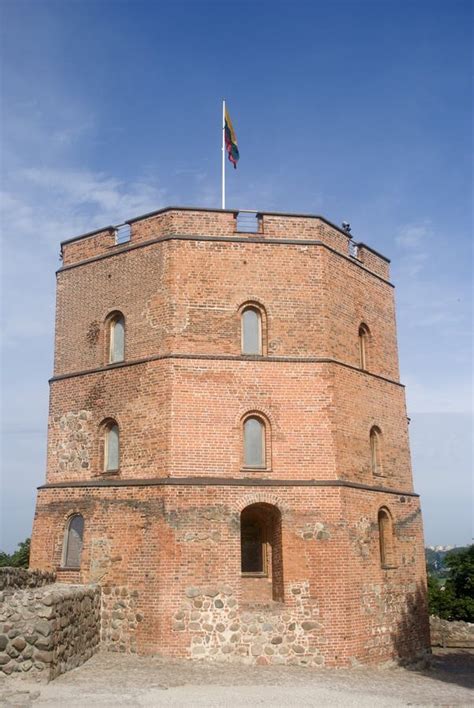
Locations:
20;167;167;219
6;167;168;235
395;220;431;277
396;221;430;250
404;375;473;415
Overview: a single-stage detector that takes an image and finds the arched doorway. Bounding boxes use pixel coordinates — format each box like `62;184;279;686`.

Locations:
240;503;283;602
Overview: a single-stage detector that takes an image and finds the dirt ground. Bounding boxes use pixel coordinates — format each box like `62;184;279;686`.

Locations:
0;648;472;707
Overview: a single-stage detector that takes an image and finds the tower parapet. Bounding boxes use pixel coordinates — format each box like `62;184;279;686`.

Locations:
60;207;390;281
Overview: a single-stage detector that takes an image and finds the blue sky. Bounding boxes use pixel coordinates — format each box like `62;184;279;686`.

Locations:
1;0;472;552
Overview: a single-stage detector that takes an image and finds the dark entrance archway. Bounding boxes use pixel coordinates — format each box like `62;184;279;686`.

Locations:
240;503;283;603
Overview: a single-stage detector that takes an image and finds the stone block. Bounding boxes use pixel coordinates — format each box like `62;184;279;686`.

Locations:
34;650;53;663
34;620;51;637
12;636;27;651
24;633;39;645
301;621;322;631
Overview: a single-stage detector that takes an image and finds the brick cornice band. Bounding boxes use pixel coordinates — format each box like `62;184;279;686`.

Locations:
57;233;393;286
38;476;419;497
49;353;404;388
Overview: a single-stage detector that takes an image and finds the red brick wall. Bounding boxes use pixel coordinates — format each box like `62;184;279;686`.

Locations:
30;207;428;666
332;367;412;490
323;248;399;379
46;362;171;483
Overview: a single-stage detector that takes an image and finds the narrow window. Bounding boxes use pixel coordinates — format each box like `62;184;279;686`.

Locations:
359;323;370;370
63;514;84;568
104;422;120;471
243;416;265;467
378;507;395;568
370;426;383;476
108;313;125;363
242;307;262;355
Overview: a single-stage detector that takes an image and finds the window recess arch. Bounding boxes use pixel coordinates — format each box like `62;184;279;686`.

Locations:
358;322;370;370
106;311;125;364
239;302;267;355
62;514;84;569
378;506;396;568
100;418;120;473
370;425;384;476
241;412;271;470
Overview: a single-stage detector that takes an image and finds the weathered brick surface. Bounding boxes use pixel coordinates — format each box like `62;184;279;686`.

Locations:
30;206;429;667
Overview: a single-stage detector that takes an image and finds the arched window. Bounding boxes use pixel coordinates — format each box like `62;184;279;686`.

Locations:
378;507;395;568
107;312;125;363
241;307;262;355
62;514;84;568
358;323;370;370
103;420;120;472
243;416;265;468
240;503;283;602
370;426;383;476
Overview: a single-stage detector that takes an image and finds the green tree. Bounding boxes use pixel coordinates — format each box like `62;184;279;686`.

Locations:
427;574;455;618
444;545;474;622
0;538;30;568
427;545;474;622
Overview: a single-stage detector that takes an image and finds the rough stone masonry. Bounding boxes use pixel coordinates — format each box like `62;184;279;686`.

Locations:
28;207;431;667
0;568;100;679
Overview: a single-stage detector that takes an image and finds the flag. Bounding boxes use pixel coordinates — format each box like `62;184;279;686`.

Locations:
224;107;239;169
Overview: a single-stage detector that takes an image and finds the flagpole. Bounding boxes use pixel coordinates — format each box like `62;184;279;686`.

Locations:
222;99;226;209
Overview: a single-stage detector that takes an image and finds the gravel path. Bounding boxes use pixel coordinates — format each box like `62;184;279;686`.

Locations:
0;648;472;707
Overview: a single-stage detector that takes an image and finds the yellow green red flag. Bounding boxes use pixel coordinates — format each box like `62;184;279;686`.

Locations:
224;107;239;169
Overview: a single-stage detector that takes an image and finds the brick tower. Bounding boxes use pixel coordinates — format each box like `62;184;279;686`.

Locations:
30;207;430;666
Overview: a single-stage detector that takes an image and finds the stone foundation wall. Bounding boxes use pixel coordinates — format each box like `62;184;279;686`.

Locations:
430;615;474;648
173;582;325;666
0;581;100;680
101;585;142;653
